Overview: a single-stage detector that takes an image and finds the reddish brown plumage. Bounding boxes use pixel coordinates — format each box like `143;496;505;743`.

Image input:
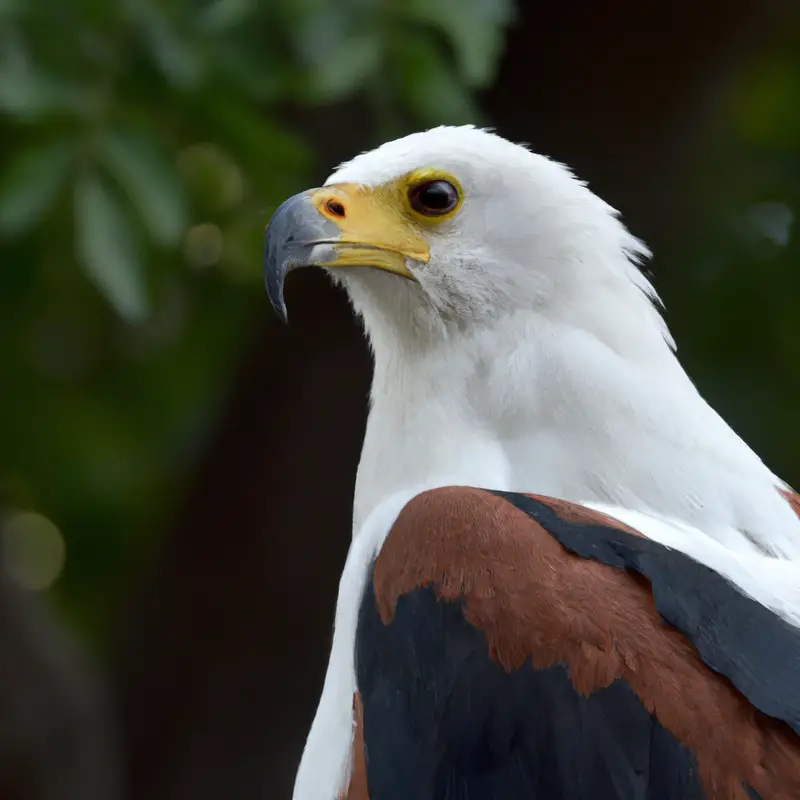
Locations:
781;489;800;521
372;487;800;800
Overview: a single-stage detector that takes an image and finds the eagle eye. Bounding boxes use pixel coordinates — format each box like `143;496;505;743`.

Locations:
409;180;460;217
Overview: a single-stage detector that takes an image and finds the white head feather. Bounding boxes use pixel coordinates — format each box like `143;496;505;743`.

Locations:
329;125;673;353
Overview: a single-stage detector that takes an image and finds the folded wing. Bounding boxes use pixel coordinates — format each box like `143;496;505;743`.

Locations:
349;487;800;800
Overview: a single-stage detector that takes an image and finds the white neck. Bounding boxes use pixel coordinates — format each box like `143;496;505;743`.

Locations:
347;272;800;558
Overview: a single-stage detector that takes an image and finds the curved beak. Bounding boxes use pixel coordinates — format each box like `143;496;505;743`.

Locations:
263;185;429;322
263;191;338;324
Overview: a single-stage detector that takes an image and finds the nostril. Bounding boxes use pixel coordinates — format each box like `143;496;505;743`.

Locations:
325;199;346;218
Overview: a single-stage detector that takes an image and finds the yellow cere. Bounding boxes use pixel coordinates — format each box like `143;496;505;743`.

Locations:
307;170;464;279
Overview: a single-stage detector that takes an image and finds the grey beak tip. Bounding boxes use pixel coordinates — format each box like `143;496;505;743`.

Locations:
275;301;289;325
265;275;289;325
263;241;287;324
263;190;338;323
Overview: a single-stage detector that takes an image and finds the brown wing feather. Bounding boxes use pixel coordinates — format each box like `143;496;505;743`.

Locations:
782;488;800;520
372;486;800;800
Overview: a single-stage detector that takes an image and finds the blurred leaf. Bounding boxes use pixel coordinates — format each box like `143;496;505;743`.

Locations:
0;0;22;16
202;98;312;182
0;139;76;235
309;34;381;102
99;129;188;247
395;33;482;125
74;173;148;322
293;7;381;102
212;40;285;102
0;65;90;119
131;3;203;89
405;0;514;87
0;27;92;116
198;0;256;31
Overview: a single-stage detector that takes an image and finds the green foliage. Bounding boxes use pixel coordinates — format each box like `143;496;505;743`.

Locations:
74;171;147;321
99;128;187;248
0;0;512;314
0;0;514;644
0;139;76;234
405;0;514;88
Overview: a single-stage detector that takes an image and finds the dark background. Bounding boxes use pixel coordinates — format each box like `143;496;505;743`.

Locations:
1;1;799;797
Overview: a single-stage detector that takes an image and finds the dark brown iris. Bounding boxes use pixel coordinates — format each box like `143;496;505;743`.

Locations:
409;180;460;216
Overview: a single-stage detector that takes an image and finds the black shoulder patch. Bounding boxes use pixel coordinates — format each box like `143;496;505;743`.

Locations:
494;491;800;736
357;575;708;800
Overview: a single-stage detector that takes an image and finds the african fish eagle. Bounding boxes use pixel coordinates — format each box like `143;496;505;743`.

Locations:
263;126;800;800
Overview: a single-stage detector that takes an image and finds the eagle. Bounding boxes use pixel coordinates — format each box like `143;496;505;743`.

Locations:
263;126;800;800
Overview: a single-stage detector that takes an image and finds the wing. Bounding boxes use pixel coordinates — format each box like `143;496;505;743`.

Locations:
347;487;800;800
